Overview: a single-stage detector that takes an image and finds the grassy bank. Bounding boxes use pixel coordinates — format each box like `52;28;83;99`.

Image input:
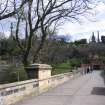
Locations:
52;62;72;75
51;58;82;75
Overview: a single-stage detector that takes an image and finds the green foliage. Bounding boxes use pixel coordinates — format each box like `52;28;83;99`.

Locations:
52;62;72;75
74;39;87;45
101;36;105;44
69;58;82;68
0;38;8;55
0;65;28;84
52;58;82;75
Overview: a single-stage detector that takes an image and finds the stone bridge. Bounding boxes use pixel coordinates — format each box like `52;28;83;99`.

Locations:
0;64;105;105
15;70;105;105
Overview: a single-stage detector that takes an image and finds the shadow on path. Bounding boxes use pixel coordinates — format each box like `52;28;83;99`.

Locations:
100;70;105;84
91;70;105;96
91;87;105;96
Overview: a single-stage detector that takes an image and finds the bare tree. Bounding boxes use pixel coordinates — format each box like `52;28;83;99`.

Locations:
12;0;92;66
0;0;28;20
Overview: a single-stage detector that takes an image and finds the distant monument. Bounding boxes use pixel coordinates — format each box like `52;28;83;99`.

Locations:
91;32;96;43
90;31;100;43
97;31;100;43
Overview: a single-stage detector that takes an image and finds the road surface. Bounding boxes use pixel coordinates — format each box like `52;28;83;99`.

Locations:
15;71;105;105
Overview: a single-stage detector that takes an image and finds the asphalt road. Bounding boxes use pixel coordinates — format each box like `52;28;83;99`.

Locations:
15;70;105;105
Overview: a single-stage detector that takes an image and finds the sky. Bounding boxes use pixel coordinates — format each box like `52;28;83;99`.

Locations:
57;0;105;41
0;0;105;41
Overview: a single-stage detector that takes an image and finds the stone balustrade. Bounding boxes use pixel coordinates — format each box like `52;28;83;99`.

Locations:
0;72;75;105
0;64;84;105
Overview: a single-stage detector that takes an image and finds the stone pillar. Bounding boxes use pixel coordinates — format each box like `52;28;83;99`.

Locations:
25;64;52;92
25;64;52;79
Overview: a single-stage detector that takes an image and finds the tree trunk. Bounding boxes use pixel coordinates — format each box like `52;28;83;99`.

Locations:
22;52;29;67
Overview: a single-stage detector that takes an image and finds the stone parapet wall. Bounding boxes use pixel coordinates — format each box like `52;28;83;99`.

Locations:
0;79;39;105
0;71;82;105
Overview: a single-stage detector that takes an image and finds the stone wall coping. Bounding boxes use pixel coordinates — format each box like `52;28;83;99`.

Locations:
0;72;72;90
0;79;38;90
38;72;73;81
25;63;52;69
51;72;73;78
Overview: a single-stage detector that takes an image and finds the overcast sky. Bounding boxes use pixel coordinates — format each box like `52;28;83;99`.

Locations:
58;0;105;41
0;0;105;41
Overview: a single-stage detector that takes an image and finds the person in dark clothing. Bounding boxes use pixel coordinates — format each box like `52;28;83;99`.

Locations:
87;68;89;73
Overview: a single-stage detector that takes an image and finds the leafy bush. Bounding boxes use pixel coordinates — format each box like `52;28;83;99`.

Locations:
69;58;81;68
0;65;28;84
52;58;82;75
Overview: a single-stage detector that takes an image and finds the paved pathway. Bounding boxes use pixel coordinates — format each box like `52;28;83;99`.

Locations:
15;71;105;105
